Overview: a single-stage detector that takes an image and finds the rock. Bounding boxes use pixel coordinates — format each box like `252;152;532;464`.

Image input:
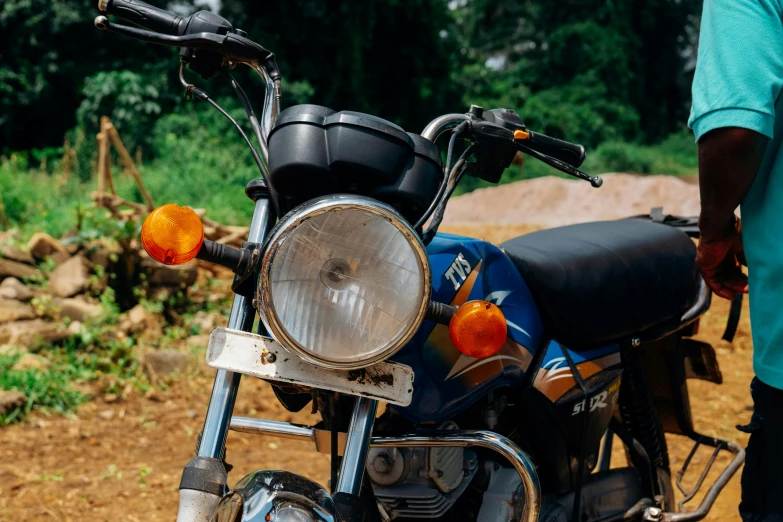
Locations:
12;352;51;371
0;390;27;415
128;304;148;327
141;258;198;287
0;298;36;323
0;258;38;281
186;334;211;349
144;349;196;376
0;278;35;301
0;345;24;356
0;244;34;265
84;239;121;269
67;320;83;335
118;304;163;343
53;297;103;322
191;311;224;333
27;232;71;264
48;256;90;298
0;228;20;245
147;287;171;302
119;304;150;334
0;319;69;346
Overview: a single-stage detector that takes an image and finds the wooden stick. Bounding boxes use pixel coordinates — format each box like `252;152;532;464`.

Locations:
106;124;155;210
92;192;148;213
61;137;72;183
96;116;110;195
216;228;247;245
103;119;116;196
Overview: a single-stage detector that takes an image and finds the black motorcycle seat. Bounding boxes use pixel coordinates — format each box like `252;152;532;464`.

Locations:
501;219;702;349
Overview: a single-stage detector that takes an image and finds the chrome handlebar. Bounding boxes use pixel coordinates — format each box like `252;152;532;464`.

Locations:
421;113;470;142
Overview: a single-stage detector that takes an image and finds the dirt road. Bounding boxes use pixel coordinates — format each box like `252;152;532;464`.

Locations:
0;223;754;521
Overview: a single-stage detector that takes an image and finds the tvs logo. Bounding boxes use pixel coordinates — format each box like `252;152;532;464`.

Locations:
444;253;472;290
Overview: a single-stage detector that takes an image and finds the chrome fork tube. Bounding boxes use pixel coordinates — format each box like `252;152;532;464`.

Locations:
198;196;274;458
177;196;273;522
334;397;378;495
197;298;252;457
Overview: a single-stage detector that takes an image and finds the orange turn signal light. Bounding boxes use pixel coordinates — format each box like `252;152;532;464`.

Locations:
140;204;204;265
448;300;507;359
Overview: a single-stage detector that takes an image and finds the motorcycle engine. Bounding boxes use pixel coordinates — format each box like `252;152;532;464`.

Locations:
367;423;523;521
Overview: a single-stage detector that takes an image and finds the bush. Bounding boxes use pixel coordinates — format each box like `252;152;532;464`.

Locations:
584;130;697;176
584;141;655;174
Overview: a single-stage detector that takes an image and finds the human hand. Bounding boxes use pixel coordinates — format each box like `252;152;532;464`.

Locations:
696;216;748;300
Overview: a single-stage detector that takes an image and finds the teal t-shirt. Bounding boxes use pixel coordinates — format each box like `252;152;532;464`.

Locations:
689;0;783;389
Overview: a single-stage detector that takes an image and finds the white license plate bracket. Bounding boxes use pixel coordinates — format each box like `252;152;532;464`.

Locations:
206;327;414;406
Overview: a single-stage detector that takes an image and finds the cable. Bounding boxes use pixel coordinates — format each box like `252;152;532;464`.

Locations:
413;121;469;231
222;70;270;167
421;143;476;244
179;63;281;216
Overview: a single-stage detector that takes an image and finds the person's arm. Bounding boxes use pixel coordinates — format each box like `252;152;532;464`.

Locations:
698;128;767;243
688;0;783;298
695;128;767;299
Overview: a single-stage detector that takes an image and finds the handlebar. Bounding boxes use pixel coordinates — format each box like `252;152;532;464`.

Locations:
95;0;280;80
99;0;186;35
520;130;585;168
420;111;600;188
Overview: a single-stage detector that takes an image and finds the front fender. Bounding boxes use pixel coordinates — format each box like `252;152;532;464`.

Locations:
211;470;337;522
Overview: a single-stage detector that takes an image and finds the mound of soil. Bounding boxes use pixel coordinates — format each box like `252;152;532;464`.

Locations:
444;173;700;226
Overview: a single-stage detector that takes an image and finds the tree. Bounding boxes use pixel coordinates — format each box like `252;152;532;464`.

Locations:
448;0;700;145
218;0;461;133
0;0;183;152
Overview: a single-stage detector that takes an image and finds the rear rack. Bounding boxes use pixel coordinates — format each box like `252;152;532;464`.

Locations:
643;433;744;522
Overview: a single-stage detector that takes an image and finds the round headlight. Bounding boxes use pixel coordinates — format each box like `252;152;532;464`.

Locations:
259;195;431;369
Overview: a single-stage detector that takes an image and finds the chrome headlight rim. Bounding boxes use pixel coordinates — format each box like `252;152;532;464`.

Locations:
258;194;432;370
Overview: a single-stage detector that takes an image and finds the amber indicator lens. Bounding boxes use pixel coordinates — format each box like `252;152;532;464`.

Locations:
141;204;204;265
449;300;507;359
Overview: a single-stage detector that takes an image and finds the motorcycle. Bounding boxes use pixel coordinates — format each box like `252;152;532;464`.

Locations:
93;2;745;521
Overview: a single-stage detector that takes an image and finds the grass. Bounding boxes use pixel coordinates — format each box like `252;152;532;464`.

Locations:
0;354;87;424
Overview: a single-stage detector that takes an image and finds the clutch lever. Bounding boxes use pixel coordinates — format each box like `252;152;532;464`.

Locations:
94;16;280;79
514;139;603;188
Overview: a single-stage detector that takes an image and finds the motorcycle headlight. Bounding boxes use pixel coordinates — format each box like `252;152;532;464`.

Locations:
258;195;431;369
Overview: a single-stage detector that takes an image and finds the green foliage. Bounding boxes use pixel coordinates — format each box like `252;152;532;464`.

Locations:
77;70;165;153
143;98;259;223
0;0;186;152
521;81;640;149
0;354;87;424
449;0;699;145
0;156;82;236
583;131;697;176
219;0;460;130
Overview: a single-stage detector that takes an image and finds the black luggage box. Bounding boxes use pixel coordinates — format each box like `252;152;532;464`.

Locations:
268;104;442;222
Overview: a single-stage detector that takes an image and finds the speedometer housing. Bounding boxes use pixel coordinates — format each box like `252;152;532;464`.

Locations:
258;195;431;369
267;105;443;223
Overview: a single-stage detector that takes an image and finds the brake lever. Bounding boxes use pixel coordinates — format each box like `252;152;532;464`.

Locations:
514;141;603;188
94;16;280;79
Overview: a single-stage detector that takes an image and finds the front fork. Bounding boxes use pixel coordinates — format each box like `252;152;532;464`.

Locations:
176;182;273;522
175;182;381;521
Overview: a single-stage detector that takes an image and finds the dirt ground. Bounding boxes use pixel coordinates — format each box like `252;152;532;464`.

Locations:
0;223;754;521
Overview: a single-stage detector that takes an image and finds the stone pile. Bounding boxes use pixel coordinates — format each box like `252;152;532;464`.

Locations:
0;228;203;415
